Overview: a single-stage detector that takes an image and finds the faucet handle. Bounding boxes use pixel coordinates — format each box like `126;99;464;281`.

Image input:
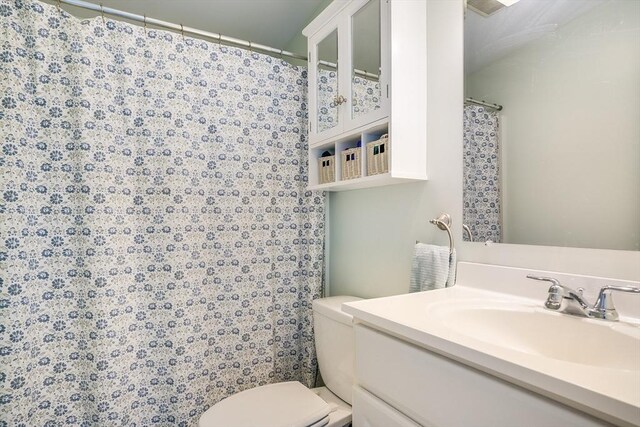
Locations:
527;275;564;310
526;275;561;286
592;285;640;321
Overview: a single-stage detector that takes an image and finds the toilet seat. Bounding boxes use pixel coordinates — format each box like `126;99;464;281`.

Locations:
198;381;331;427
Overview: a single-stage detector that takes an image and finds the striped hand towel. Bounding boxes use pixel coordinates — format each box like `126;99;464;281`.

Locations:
409;243;457;292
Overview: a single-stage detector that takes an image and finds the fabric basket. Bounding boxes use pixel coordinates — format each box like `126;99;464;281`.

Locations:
366;134;389;175
341;148;362;180
318;155;335;184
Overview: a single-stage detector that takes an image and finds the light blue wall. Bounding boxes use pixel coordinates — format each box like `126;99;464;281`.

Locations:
330;182;437;297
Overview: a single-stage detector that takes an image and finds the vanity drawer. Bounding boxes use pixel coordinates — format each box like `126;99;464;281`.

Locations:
353;385;421;427
354;324;612;427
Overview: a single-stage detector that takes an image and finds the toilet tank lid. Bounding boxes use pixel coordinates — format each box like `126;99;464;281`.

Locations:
313;296;362;326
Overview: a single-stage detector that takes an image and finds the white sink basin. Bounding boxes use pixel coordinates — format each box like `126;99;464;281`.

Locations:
431;301;640;371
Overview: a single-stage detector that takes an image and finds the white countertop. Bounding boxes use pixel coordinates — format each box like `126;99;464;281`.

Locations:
342;262;640;427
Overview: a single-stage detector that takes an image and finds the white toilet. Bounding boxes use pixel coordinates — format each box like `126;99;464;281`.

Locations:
198;295;362;427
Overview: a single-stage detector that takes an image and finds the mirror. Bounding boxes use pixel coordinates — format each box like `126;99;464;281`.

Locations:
317;30;339;133
462;0;639;251
351;0;381;119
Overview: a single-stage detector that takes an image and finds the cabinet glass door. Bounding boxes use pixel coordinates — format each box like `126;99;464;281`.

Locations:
351;0;382;121
316;30;340;134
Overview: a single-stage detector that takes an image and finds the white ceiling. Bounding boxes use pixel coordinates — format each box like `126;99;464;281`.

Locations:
47;0;325;51
465;0;605;73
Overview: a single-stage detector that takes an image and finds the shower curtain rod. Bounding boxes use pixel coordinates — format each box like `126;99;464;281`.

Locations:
54;0;384;80
465;97;503;111
54;0;382;80
54;0;308;61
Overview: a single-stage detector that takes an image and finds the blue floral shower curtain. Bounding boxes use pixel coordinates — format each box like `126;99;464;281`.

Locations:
463;105;502;243
0;1;325;425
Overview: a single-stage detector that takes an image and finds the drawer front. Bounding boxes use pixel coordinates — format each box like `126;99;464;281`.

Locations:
354;324;611;427
353;386;421;427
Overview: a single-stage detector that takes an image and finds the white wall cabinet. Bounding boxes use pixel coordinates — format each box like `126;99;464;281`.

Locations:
303;0;428;191
307;0;390;143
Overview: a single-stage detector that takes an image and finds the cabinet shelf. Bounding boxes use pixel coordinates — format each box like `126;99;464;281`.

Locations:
310;119;389;150
309;121;407;190
308;172;425;192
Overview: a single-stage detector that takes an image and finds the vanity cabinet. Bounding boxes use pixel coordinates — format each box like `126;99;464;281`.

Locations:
353;324;613;427
352;385;419;427
303;0;428;191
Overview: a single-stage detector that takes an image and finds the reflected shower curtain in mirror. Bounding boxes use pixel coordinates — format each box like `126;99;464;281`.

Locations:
317;69;380;131
317;69;339;132
463;105;502;243
0;1;325;425
351;75;380;118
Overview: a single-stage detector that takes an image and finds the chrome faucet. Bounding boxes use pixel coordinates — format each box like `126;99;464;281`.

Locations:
526;275;640;321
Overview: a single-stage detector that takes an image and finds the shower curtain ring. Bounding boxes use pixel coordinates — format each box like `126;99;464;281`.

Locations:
100;3;105;24
143;14;147;35
279;49;283;60
56;0;61;12
180;23;185;41
249;41;253;53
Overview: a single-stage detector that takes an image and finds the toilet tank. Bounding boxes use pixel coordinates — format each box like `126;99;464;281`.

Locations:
312;296;362;405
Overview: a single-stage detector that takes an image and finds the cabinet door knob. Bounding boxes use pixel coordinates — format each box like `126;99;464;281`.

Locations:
334;95;347;105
